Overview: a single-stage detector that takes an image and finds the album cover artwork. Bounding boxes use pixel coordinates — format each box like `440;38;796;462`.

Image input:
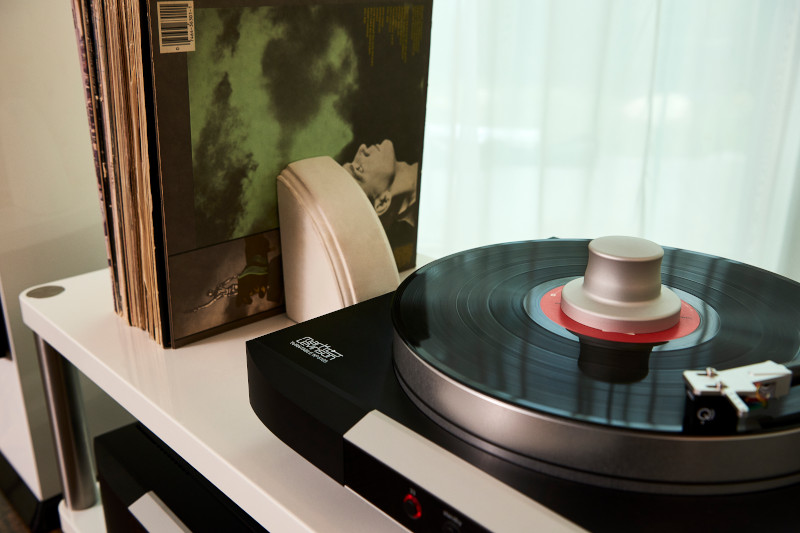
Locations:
156;0;432;344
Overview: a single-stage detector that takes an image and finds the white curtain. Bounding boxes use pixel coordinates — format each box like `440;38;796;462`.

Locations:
419;0;800;282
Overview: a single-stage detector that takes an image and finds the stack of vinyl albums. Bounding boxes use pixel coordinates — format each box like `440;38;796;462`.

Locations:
69;0;433;346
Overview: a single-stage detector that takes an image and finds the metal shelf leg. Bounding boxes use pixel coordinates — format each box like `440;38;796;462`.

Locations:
34;334;98;510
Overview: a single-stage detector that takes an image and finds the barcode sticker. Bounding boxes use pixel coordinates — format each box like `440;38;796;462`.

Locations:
158;1;195;53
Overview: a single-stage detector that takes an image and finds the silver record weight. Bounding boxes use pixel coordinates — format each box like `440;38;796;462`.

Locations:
560;236;682;334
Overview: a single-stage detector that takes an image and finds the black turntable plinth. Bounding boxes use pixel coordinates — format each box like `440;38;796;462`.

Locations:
247;239;800;532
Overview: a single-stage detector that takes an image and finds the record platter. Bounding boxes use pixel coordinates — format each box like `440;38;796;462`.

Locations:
247;238;800;532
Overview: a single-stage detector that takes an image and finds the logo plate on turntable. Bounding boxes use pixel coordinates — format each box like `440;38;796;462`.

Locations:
290;336;345;363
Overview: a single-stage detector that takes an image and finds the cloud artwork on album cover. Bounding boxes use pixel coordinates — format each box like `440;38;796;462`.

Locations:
186;3;429;251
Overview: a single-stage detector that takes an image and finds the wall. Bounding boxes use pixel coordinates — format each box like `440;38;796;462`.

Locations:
0;0;133;502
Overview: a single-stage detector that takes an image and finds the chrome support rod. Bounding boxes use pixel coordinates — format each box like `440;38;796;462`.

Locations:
34;334;98;510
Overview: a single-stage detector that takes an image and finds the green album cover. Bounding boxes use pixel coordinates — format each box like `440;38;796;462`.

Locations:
147;0;432;344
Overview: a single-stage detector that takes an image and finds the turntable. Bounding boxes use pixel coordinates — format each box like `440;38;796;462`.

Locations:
246;237;800;532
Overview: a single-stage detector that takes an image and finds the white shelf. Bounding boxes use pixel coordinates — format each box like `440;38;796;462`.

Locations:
20;269;406;532
58;499;105;533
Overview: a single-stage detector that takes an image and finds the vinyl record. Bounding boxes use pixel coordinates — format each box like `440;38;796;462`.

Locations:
391;239;800;492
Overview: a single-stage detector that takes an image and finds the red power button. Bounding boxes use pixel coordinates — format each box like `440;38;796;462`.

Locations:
402;493;422;520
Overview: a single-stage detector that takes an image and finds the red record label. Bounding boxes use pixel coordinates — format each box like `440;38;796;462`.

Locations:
541;286;700;343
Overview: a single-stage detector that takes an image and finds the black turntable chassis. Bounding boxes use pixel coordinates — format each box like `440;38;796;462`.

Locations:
394;333;800;495
249;239;800;531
